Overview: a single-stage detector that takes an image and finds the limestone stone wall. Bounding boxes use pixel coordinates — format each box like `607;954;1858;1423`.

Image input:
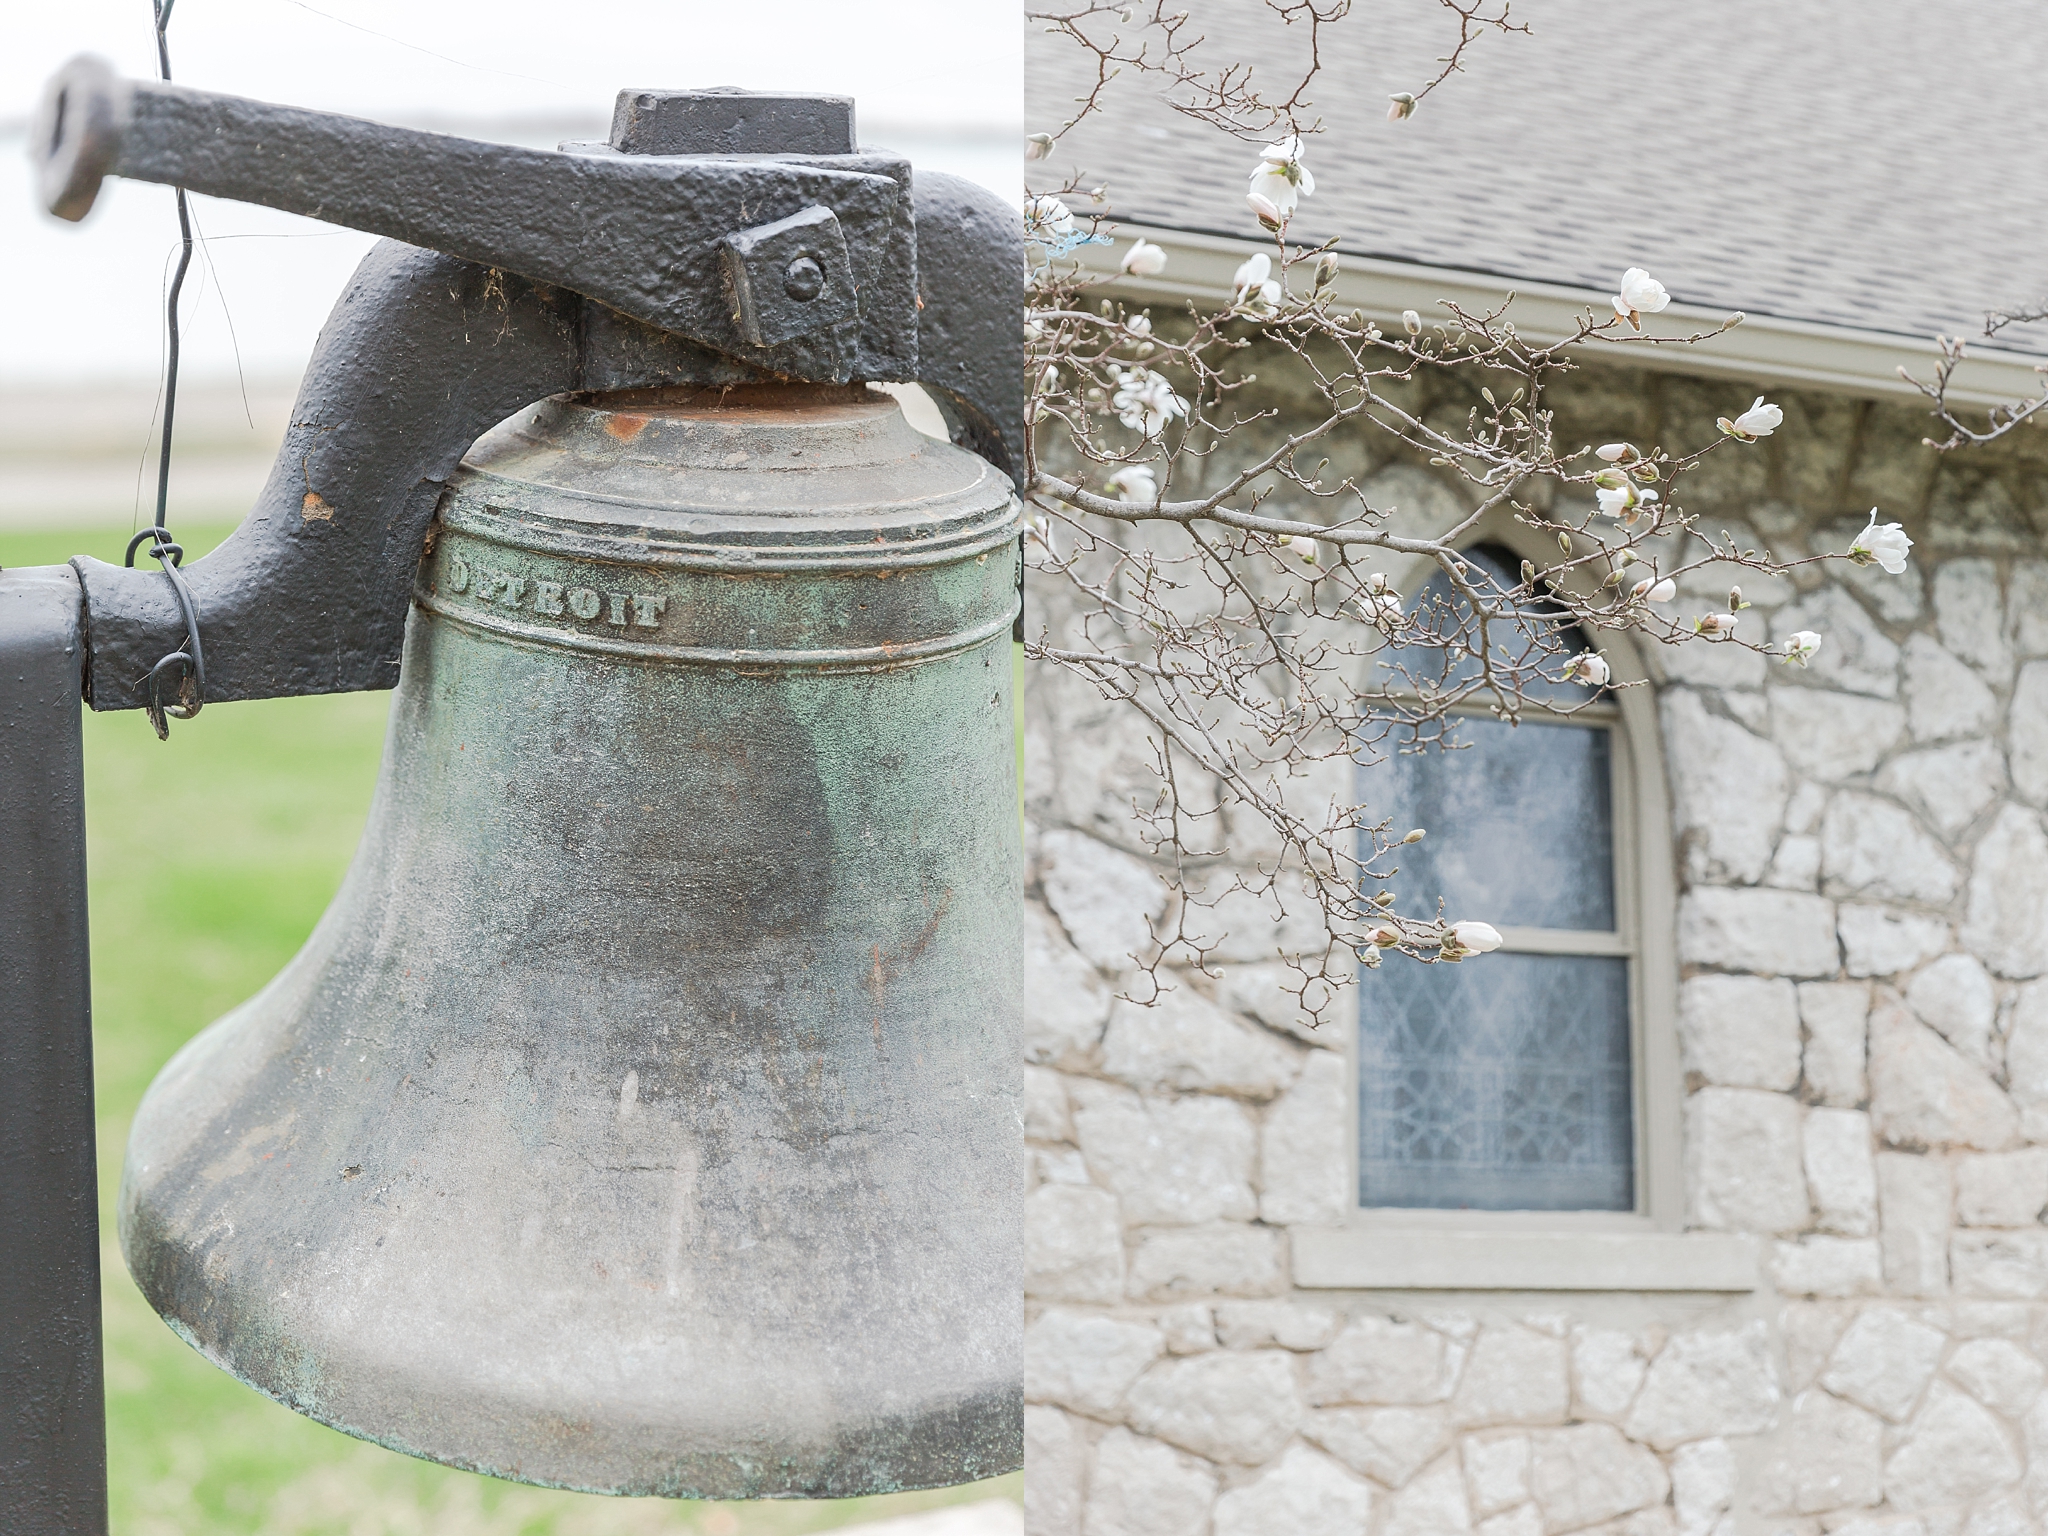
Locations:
1022;362;2048;1535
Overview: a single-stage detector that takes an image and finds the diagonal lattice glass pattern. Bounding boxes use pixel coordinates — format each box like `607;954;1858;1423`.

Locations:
1360;953;1633;1209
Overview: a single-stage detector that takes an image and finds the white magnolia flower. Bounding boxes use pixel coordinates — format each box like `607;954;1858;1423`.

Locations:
1848;509;1913;575
1567;652;1611;687
1112;369;1188;438
1240;279;1284;315
1121;239;1168;277
1358;590;1403;628
1248;133;1314;219
1024;133;1054;161
1387;92;1416;122
1445;920;1503;957
1233;252;1273;293
1286;534;1319;564
1717;396;1784;441
1246;191;1284;230
1025;195;1076;240
1695;612;1739;638
1596;482;1660;520
1781;630;1823;667
1630;576;1677;604
1595;441;1638;463
1126;314;1154;339
1611;266;1671;323
1104;465;1157;505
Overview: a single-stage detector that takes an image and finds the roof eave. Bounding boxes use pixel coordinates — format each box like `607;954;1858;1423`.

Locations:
1076;224;2048;413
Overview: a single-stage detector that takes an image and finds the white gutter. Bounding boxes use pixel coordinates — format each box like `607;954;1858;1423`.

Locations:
1076;225;2048;413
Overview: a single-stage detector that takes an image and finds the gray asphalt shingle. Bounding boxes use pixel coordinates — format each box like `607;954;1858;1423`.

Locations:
1028;0;2048;350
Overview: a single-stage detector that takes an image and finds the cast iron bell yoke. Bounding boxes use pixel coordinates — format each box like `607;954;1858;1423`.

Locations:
13;56;1025;1504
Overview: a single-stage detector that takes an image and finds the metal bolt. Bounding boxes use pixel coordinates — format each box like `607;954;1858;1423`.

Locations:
783;256;825;301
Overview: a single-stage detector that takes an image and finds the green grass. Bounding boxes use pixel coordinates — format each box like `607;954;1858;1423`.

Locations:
1;523;1020;1535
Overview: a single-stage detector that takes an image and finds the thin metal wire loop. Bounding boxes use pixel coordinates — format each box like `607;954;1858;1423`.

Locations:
136;0;204;740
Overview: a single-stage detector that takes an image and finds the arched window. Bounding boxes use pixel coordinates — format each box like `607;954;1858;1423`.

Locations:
1359;544;1637;1212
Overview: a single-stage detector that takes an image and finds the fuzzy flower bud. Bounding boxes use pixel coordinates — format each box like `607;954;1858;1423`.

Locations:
1443;920;1503;958
1287;534;1319;564
1387;92;1416;121
1024;132;1055;161
1695;612;1739;638
1595;442;1638;463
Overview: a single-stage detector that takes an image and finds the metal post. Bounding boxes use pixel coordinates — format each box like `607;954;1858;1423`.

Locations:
0;566;107;1536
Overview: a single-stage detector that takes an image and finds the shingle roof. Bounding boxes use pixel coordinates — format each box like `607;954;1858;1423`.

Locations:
1028;0;2048;354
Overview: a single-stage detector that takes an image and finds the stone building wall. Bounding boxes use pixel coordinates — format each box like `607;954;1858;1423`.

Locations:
1021;358;2048;1535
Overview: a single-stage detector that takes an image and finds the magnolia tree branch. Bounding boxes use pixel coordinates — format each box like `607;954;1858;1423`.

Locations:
1023;1;1917;1021
1904;302;2048;451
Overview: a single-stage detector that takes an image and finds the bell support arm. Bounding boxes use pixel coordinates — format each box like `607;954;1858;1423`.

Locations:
34;66;1023;710
908;170;1025;483
37;57;913;383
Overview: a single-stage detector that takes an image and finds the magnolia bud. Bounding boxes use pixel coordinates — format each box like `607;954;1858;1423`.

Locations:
1386;92;1417;121
1402;310;1422;335
1631;459;1660;481
1595;442;1637;463
1401;828;1426;844
1520;559;1536;586
1372;890;1397;907
1728;586;1743;613
1024;132;1054;161
1558;532;1573;555
1314;252;1340;292
1371;926;1400;946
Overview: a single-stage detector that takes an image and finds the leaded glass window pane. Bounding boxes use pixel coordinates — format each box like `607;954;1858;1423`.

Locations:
1360;953;1634;1210
1358;542;1634;1213
1379;718;1615;931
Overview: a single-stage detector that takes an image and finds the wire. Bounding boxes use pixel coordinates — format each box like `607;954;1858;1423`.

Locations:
130;0;207;740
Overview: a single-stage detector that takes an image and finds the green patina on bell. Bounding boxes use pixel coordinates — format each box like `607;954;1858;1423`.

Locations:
120;383;1023;1497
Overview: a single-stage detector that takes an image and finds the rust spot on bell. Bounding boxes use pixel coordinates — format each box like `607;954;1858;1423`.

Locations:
302;491;334;521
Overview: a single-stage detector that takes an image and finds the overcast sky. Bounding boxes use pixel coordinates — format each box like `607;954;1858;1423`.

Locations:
0;0;1020;385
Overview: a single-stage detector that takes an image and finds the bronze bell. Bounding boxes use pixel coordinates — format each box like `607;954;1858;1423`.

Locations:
30;61;1025;1500
121;384;1022;1496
